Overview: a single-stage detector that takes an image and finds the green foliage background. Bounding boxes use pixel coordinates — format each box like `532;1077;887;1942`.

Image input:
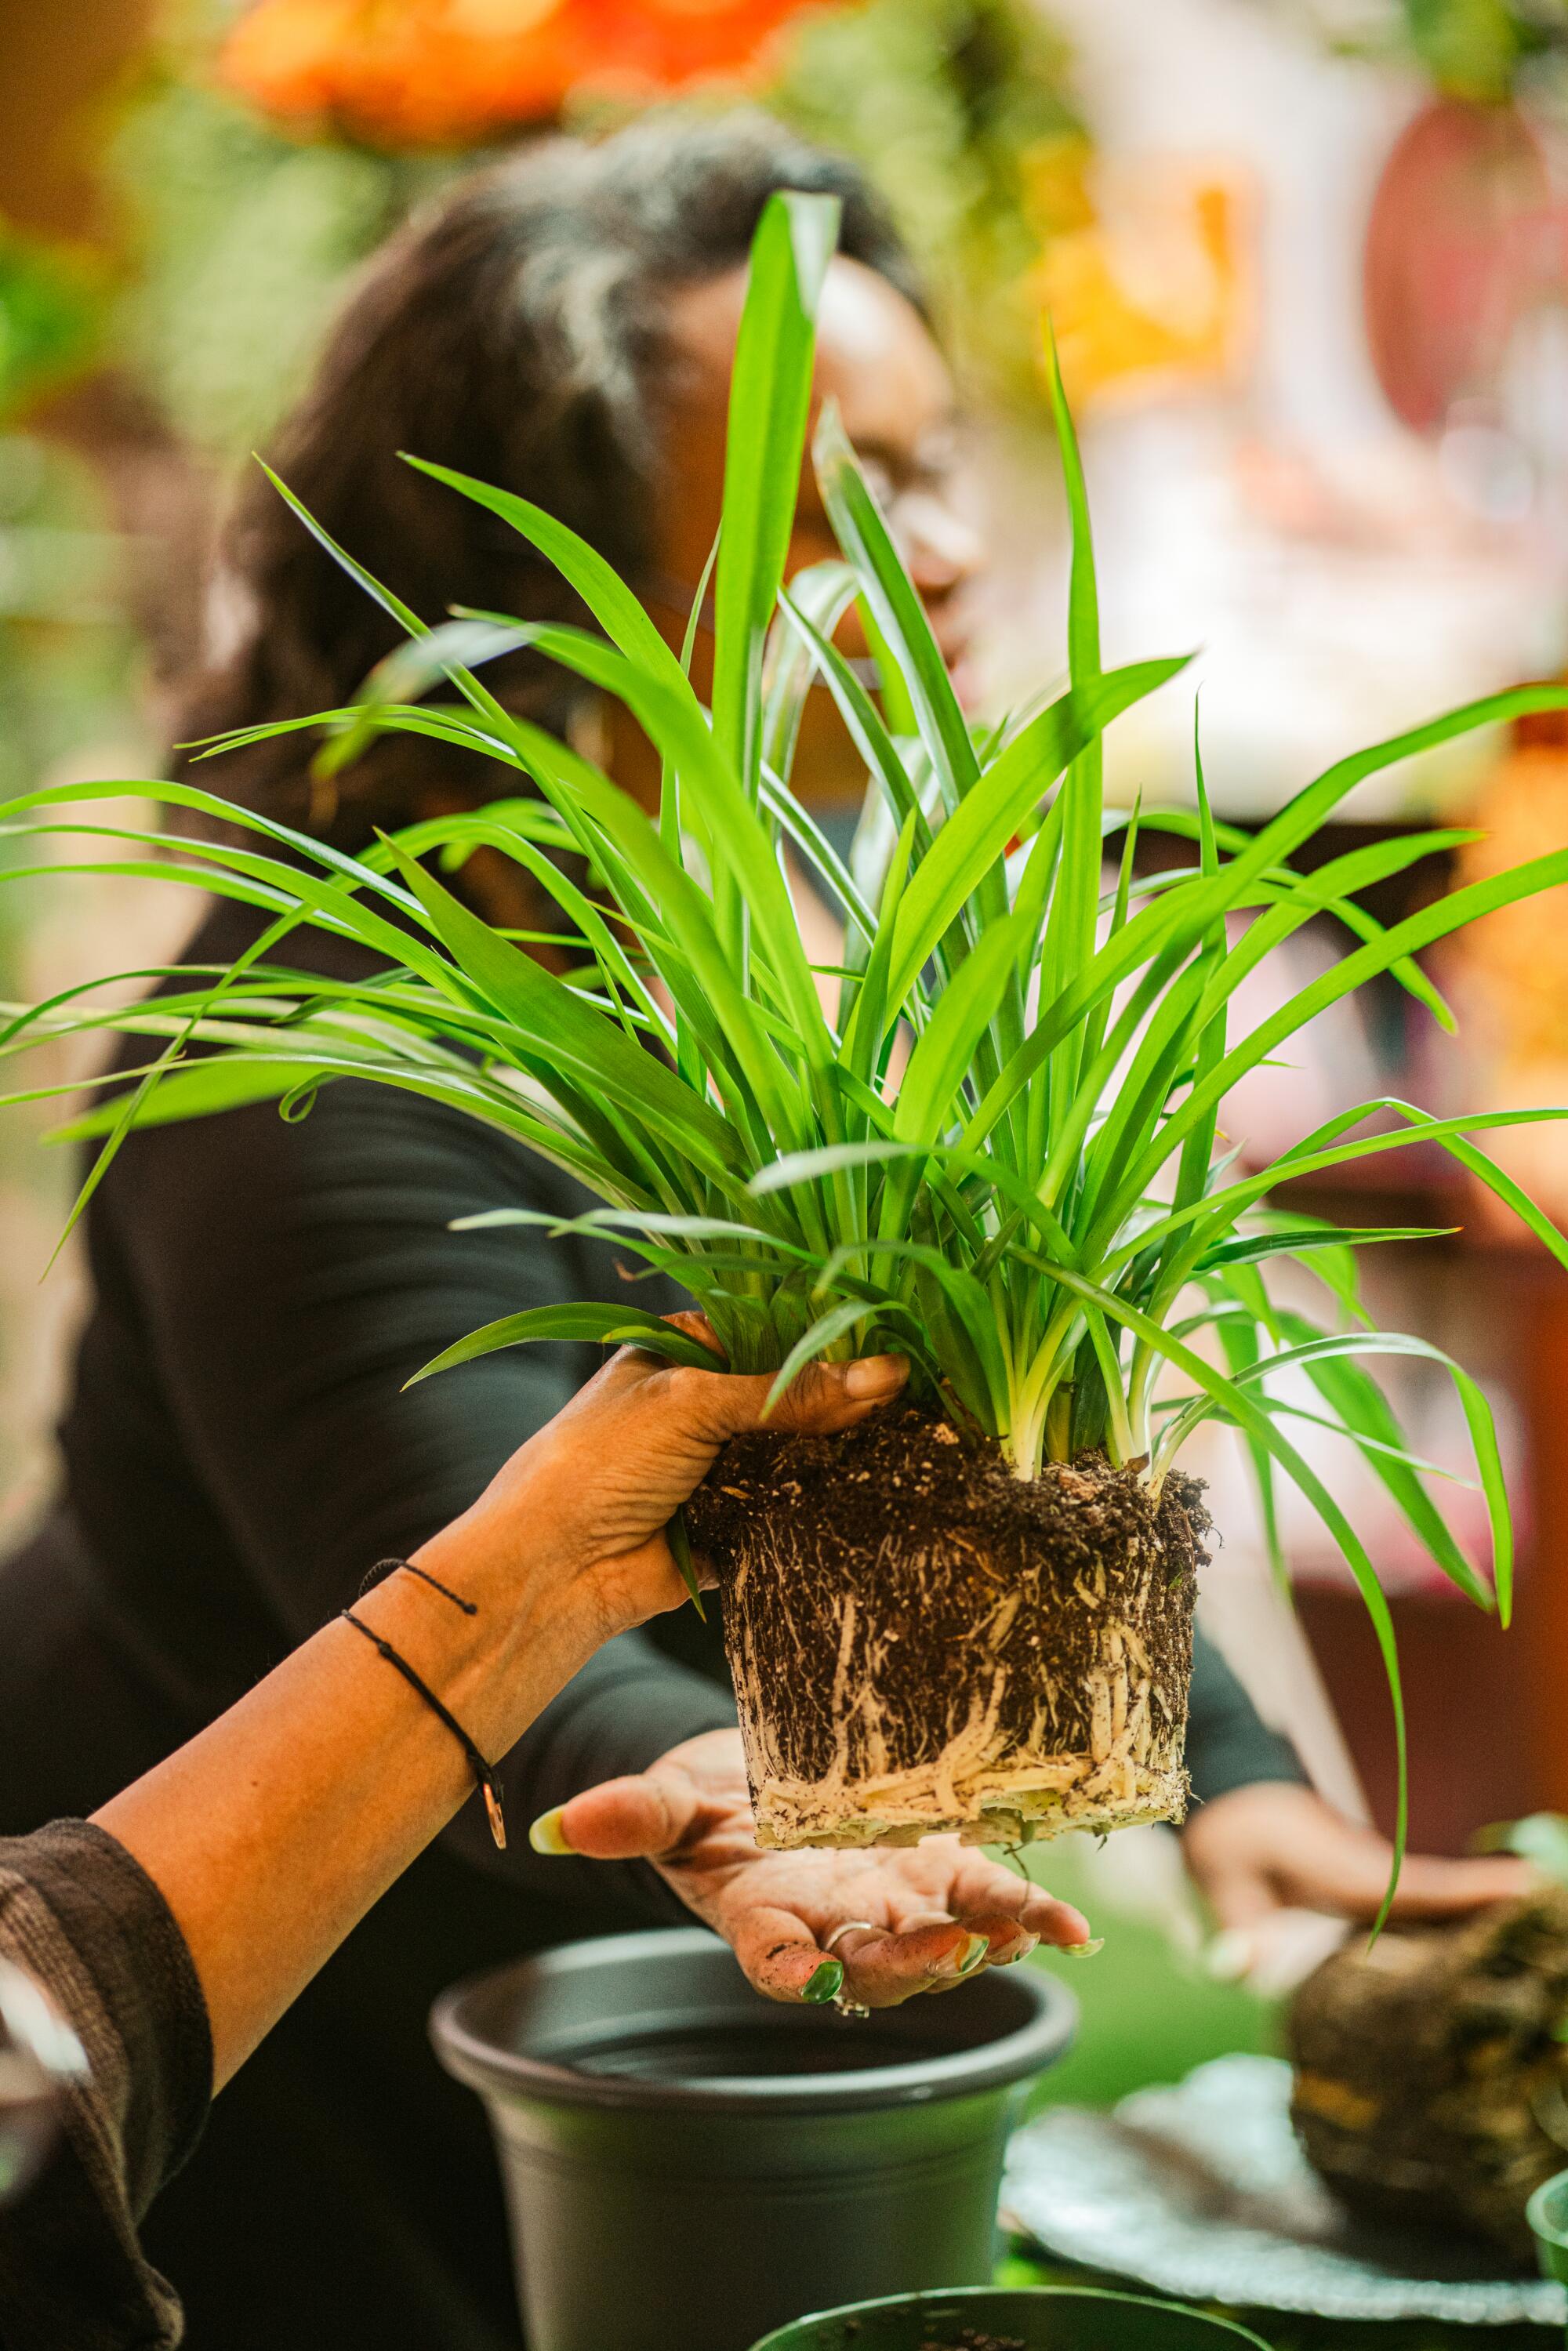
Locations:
1295;0;1568;105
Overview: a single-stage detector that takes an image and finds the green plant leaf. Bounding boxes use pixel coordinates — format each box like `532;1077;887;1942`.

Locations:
780;586;935;861
380;833;742;1181
814;400;978;812
403;459;691;692
1196;1223;1454;1272
711;189;839;805
762;1297;881;1412
407;1303;726;1387
893;913;1028;1148
514;621;835;1070
48;1056;311;1137
666;1506;706;1619
887;656;1189;1010
1160;1322;1509;1620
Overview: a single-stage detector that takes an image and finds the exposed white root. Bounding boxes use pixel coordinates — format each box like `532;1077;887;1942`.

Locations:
729;1540;1189;1849
746;1735;1186;1851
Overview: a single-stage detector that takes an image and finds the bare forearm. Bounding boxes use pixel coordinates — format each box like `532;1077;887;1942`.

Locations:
94;1510;590;2091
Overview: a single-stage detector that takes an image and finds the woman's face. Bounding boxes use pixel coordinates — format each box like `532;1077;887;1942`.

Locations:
646;254;985;797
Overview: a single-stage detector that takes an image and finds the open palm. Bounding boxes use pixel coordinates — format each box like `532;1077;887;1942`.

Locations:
535;1727;1093;2006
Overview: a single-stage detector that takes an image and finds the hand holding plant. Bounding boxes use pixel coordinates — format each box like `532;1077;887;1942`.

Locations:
428;1310;908;1653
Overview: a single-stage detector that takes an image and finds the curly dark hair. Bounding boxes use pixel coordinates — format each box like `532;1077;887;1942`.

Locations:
180;111;920;847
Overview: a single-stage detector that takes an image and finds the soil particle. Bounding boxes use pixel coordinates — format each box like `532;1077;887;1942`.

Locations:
1290;1885;1568;2262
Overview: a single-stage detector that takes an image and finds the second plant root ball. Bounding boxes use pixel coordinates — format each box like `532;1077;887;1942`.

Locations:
1290;1886;1568;2261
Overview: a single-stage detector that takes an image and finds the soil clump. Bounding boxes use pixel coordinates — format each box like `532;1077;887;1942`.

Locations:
1290;1885;1568;2261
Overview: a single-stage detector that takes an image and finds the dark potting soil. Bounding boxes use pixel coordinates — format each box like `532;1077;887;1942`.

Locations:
1290;1885;1568;2262
913;2331;1026;2351
554;2006;989;2081
688;1405;1210;1796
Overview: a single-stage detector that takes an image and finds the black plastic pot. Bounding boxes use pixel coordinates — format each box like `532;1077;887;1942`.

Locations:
430;1925;1076;2351
751;2284;1272;2350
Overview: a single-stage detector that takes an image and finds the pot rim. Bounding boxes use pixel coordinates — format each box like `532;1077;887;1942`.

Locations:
746;2282;1273;2349
430;1925;1076;2116
1527;2164;1568;2282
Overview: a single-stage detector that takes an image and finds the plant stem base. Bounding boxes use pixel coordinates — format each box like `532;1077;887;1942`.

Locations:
687;1406;1208;1855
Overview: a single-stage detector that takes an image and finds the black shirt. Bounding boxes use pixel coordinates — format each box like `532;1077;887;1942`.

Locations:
0;895;1300;2349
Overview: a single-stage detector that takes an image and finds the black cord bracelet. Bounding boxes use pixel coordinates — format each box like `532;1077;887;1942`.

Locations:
359;1556;478;1616
340;1608;506;1851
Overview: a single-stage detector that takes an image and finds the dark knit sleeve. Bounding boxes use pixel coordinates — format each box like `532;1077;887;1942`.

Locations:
1185;1626;1308;1808
0;1818;212;2351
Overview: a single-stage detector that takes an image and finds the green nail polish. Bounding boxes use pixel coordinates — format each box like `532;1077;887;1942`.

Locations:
803;1959;844;2005
1060;1937;1104;1958
528;1805;575;1856
957;1933;989;1974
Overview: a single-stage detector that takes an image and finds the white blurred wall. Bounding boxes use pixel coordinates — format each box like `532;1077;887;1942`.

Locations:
980;0;1568;816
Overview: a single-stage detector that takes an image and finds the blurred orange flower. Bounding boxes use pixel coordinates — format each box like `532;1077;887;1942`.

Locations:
1030;150;1253;411
220;0;826;144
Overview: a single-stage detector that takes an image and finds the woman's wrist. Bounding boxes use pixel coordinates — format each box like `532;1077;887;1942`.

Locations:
360;1485;608;1758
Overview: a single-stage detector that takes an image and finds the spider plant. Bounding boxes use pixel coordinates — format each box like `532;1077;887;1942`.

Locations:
3;190;1567;1870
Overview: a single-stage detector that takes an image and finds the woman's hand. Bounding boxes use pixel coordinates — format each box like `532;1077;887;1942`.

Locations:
416;1315;909;1657
1182;1782;1532;1984
529;1726;1094;2008
99;1330;910;2089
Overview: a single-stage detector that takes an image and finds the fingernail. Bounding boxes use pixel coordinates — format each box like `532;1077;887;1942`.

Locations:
844;1355;908;1399
528;1805;575;1856
1206;1929;1251;1983
995;1933;1039;1967
1059;1937;1104;1958
803;1959;844;2005
931;1932;990;1980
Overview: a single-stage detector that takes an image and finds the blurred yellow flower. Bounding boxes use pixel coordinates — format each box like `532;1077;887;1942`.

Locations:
1033;157;1251;409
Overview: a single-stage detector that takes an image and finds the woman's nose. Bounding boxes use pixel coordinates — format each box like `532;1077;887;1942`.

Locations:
895;488;986;593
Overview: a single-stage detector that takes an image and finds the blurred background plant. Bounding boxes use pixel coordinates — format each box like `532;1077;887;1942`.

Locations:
0;222;122;822
1296;0;1568;107
0;216;143;1516
0;223;102;416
